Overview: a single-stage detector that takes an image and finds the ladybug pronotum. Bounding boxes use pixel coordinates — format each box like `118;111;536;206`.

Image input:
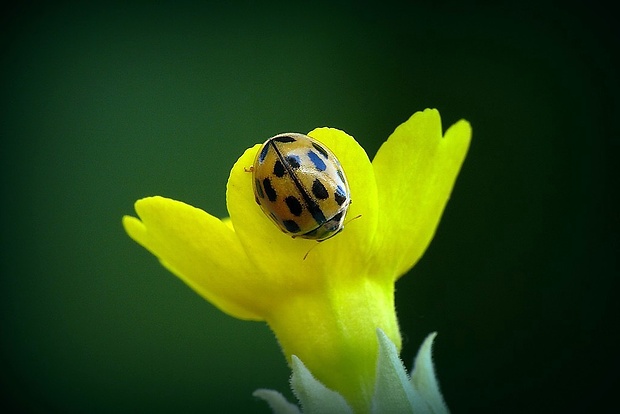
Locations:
252;133;351;241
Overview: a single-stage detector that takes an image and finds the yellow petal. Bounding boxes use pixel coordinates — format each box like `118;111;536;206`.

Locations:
123;196;263;320
227;130;378;289
372;109;471;278
226;145;319;290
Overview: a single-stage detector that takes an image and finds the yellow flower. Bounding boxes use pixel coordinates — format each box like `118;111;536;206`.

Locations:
123;108;471;413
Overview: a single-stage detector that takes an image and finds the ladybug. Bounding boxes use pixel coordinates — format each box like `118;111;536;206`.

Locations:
252;133;351;241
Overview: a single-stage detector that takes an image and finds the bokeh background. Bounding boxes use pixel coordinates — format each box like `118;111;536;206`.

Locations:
2;1;617;413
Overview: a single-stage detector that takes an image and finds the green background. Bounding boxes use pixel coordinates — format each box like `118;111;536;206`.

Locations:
2;1;617;413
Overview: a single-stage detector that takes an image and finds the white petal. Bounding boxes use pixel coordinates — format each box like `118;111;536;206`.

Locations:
290;355;354;414
410;332;450;414
253;389;301;414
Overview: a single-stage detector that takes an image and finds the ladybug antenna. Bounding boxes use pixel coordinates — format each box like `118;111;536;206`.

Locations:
345;214;362;226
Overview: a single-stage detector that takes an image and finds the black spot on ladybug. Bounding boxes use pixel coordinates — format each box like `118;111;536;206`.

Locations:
337;169;346;183
285;196;303;216
334;186;347;205
307;151;327;171
312;179;329;200
263;178;277;202
273;160;286;177
273;135;297;143
283;219;300;233
286;155;301;169
307;200;326;224
259;145;270;163
255;178;264;199
312;142;329;159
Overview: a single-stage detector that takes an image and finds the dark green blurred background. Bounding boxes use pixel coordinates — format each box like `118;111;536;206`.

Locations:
2;1;617;413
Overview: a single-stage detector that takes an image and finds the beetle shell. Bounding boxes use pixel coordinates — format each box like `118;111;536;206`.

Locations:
252;133;351;241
